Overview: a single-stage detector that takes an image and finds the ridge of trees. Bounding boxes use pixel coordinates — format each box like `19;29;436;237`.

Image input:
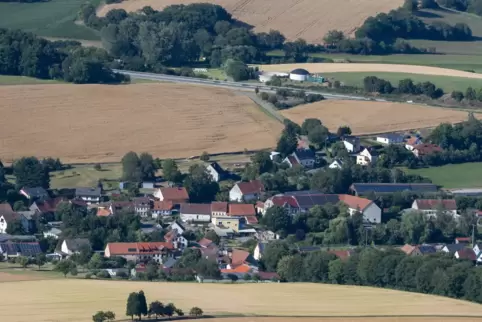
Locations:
0;28;128;84
438;0;482;16
363;76;444;99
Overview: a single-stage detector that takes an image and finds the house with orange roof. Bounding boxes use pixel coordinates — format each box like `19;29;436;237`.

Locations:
154;187;189;204
104;241;174;264
152;201;174;218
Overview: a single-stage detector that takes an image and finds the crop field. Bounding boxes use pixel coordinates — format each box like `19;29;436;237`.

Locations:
258;63;482;79
98;0;403;43
202;318;482;322
321;72;482;92
281;100;476;135
403;162;482;188
1;280;482;322
0;75;62;85
0;0;100;40
0;83;282;163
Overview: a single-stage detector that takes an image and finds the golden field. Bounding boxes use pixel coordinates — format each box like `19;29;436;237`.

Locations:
0;83;282;163
281;100;476;135
202;318;482;322
1;280;482;322
97;0;402;43
258;63;482;79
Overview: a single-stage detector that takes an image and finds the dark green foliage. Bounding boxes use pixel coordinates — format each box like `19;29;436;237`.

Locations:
420;0;439;8
363;76;394;94
161;159;182;183
452;91;464;101
224;59;256;81
13;157;49;189
183;164;219;202
121;151;156;183
261;206;292;235
261;241;290;272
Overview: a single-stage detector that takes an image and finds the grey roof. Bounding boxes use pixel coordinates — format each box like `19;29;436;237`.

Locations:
444;243;466;253
351;183;438;194
378;133;404;141
64;238;91;252
294;149;315;161
208;162;225;174
163;257;177;269
0;242;42;257
75;187;101;197
21;187;49;199
295;194;340;209
418;245;436;255
298;245;322;253
0;234;37;243
285;190;322;196
44;228;62;236
290;68;310;75
17;210;36;220
343;136;360;144
180;203;211;215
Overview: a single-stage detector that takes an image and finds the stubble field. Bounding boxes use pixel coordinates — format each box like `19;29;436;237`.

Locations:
97;0;402;43
0;83;282;163
281;100;476;135
1;280;482;322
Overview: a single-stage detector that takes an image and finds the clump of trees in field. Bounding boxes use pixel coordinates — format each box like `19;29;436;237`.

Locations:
438;0;482;16
0;28;128;84
124;290;203;320
258;88;324;110
362;76;444;99
92;311;116;322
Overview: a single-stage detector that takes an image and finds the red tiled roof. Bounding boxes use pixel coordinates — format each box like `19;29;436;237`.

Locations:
413;144;442;155
338;194;372;211
231;249;250;266
198;238;213;248
406;136;421;146
160;187;189;202
0;203;13;213
257;271;279;280
457;248;476;261
236;180;264;195
97;208;112;217
286;156;299;166
400;244;416;255
269;195;299;208
153;201;174;211
256;201;265;209
34;197;65;213
106;242;173;255
229;204;256;216
245;216;258;224
221;264;251;273
415;199;457;211
328;250;352;260
456;237;471;242
211;202;228;213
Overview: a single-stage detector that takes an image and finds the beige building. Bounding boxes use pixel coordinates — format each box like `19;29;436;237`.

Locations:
212;216;240;232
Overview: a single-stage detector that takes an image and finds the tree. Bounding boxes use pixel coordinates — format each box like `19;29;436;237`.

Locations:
261;241;290;272
200;151;210;161
451;91;464;102
189;307;203;317
6;220;26;235
139;152;156;181
94;163;102;171
323;30;345;47
146;261;159;281
301;118;322;135
163;303;176;319
184;164;219;202
149;301;164;319
137;291;148;320
92;311;107;322
13;200;27;211
175;309;184;316
104;311;115;322
121;151;141;182
162;159;182;183
13;157;49;189
403;0;418;11
336;126;352;137
466;87;477;101
35;253;46;270
261;206;291;235
17;256;29;268
126;292;138;320
276;132;297;157
224;59;250;81
204;230;220;245
55;259;75;277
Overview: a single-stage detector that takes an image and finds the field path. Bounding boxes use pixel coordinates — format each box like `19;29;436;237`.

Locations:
97;0;403;43
258;63;482;79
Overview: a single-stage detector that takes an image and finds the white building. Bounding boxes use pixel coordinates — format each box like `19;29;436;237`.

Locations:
289;68;310;81
356;148;378;166
329;159;344;169
0;213;28;234
206;162;226;182
411;199;458;218
343;136;361;153
180;203;211;222
376;134;404;145
229;180;264;202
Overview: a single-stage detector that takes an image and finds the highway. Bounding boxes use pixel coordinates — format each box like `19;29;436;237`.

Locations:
115;69;385;102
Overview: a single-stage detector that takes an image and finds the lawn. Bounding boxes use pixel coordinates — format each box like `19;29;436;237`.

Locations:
403;162;482;188
321;72;482;92
0;0;101;40
0;75;63;85
1;280;482;322
50;163;122;190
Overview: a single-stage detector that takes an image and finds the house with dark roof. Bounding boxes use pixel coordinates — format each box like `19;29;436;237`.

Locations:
180;203;212;222
343;136;361;153
60;238;91;256
75;187;101;204
329;159;344;169
229;180;265;202
412;199;458;218
0;212;28;234
206;162;227;182
284;149;316;169
455;248;476;261
350;183;438;196
264;192;381;223
0;242;42;258
401;244;436;256
154;187;189;204
19;187;49;201
376;133;404;145
405;136;422;151
412;143;443;158
30;197;65;214
442;243;466;254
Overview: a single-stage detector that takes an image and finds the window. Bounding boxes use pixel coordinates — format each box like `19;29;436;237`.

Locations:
127;248;136;252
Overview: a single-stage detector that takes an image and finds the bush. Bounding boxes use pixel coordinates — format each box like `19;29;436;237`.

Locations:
96;270;111;279
267;94;278;104
260;92;269;100
189;307;204;317
451;91;464;102
94;164;102;171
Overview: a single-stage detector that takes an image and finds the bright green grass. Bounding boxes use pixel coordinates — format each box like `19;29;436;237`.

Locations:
0;75;63;85
403;162;482;188
50;163;122;189
322;71;482;92
0;0;101;40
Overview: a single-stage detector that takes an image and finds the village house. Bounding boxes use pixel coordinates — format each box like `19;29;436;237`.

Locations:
228;203;258;224
328;159;344;169
264;192;381;223
405;136;422;151
221;249;258;276
212;216;240;232
133;197;151;217
30;197;65;215
168;221;186;235
154;187;189;204
284;149;316;168
206;162;227;182
180;203;212;222
356;148;378;166
151;201;175;218
441;243;467;254
455;248;476;261
455;237;471;244
229;180;265;202
60;238;91;256
19;187;49;201
163;230;188;250
411;199;458;218
376;133;404;145
343;136;361;153
75;187;101;204
43;227;62;239
412;143;443;158
211;202;228;217
104;242;174;264
198;238;214;248
400;244;437;256
254;242;267;260
0;212;28;234
350;183;438;196
0;242;42;258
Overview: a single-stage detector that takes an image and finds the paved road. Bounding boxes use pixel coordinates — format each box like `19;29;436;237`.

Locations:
116;69;386;102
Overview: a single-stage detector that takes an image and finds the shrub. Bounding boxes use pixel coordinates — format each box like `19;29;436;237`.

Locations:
260;92;269;100
94;163;102;171
96;270;111;279
189;307;204;317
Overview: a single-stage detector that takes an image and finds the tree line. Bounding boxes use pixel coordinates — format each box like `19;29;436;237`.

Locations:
438;0;482;16
363;76;444;98
0;28;128;83
261;245;482;304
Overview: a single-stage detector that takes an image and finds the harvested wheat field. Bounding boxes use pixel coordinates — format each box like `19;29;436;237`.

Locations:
0;83;282;163
97;0;402;43
203;318;482;322
281;100;475;135
1;280;482;322
259;63;482;79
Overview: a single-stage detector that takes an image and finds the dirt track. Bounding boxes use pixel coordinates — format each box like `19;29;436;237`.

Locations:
97;0;402;43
